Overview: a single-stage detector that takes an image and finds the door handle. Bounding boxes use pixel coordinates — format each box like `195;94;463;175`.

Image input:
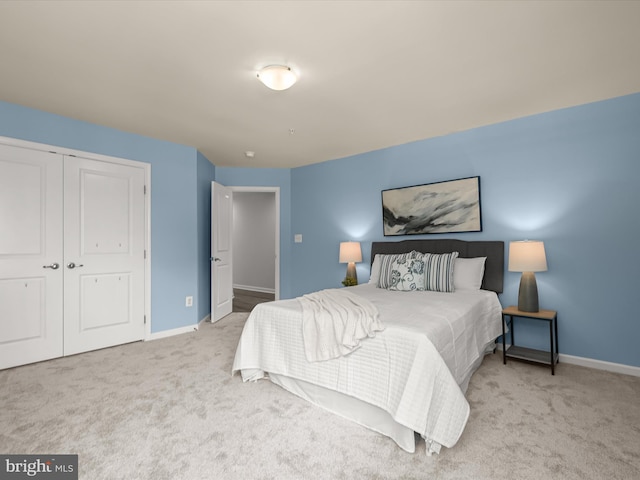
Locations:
67;262;84;269
43;263;60;270
211;257;221;262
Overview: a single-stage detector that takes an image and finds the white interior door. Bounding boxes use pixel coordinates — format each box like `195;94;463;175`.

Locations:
211;181;233;322
0;144;64;369
63;155;146;355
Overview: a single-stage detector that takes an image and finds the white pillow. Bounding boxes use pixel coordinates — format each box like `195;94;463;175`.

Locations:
368;254;382;284
453;257;486;291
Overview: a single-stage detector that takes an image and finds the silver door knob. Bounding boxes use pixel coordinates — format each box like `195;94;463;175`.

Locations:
43;263;60;270
67;262;84;269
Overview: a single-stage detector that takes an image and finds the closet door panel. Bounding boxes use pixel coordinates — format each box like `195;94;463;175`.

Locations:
63;155;146;355
0;144;63;369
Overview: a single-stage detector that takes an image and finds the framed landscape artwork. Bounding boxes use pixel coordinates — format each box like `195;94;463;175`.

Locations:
382;176;482;236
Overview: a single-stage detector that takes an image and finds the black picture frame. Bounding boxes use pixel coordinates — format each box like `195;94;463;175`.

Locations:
382;176;482;236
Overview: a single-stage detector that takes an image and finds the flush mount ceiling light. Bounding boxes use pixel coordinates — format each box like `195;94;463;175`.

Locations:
257;65;298;91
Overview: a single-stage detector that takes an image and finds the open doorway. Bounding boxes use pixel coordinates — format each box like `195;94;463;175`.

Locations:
230;187;279;312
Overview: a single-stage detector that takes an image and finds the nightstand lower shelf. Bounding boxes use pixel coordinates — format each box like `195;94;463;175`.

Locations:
504;345;559;366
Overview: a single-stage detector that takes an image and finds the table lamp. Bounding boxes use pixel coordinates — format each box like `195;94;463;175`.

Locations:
339;241;362;285
508;240;547;312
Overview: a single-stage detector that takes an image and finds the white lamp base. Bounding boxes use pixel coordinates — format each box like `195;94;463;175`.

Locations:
518;271;539;312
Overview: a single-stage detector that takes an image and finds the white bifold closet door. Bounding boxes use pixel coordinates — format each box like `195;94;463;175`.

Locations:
0;146;64;368
0;143;146;370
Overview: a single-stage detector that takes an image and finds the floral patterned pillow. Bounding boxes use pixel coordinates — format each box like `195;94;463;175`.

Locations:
377;251;423;289
386;256;426;291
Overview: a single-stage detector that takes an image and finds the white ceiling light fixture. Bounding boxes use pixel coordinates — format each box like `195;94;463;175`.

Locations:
257;65;298;91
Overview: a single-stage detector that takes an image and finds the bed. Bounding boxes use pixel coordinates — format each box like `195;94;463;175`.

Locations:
232;239;504;455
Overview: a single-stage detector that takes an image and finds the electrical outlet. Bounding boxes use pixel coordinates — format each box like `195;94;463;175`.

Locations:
185;296;193;307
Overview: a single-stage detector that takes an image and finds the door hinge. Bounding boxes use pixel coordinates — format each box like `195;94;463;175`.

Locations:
144;249;147;259
144;185;147;195
144;315;147;324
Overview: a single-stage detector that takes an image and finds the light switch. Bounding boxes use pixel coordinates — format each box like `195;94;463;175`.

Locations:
294;234;303;243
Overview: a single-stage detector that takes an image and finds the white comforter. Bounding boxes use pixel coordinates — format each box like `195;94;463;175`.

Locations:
232;284;503;453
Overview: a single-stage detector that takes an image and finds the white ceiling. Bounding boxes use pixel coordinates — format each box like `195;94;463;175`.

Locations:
1;1;639;168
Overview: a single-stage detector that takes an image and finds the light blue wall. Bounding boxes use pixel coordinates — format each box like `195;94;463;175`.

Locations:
0;101;201;333
3;92;639;368
197;152;216;322
215;167;293;299
290;93;640;368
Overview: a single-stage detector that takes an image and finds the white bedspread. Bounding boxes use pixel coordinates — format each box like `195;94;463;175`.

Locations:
299;288;384;362
232;284;503;453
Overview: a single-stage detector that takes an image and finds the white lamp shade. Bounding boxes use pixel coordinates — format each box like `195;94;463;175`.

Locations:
508;240;548;272
257;65;298;90
339;242;362;263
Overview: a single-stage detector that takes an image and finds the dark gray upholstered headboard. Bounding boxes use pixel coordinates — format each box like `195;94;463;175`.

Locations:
370;239;504;293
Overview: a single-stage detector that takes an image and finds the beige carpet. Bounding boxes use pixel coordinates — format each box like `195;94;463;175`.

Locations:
1;312;639;480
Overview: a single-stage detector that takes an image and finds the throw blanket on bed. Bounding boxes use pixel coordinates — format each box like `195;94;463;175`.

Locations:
299;288;384;362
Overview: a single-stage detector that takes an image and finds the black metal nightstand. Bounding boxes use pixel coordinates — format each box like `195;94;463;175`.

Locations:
502;306;559;375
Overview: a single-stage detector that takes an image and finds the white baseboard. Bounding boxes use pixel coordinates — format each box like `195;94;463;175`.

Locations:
148;324;198;341
558;353;640;377
495;343;640;377
233;284;275;295
147;314;210;341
